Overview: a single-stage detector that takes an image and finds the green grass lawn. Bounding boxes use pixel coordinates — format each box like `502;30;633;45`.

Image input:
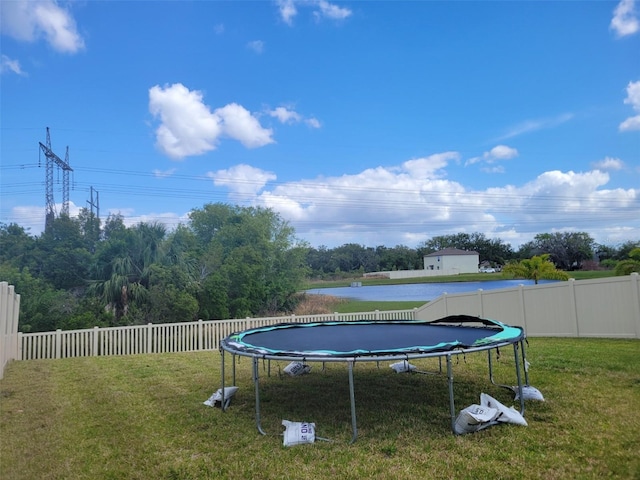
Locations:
1;338;639;479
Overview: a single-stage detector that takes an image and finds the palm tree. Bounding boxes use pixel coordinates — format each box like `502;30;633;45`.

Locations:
502;254;570;284
89;222;167;322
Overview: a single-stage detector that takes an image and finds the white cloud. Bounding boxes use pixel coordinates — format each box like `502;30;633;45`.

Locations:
277;0;298;25
466;145;518;167
148;83;274;159
215;103;275;148
152;168;177;178
497;113;574;140
247;40;265;54
620;116;640;131
201;154;639;248
268;105;321;128
270;106;302;124
314;0;352;21
592;157;624;171
1;54;26;76
305;117;321;128
208;164;277;196
611;0;639;37
485;145;519;162
277;0;351;25
0;0;85;53
620;80;640;131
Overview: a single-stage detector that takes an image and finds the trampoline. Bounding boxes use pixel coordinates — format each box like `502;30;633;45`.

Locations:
219;315;529;442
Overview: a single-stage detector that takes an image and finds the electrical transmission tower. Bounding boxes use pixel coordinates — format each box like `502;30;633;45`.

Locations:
39;127;73;231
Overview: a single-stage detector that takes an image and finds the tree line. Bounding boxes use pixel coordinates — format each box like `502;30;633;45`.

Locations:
1;202;638;332
306;232;639;278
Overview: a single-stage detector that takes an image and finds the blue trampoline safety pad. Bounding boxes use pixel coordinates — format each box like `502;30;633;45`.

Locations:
221;315;524;358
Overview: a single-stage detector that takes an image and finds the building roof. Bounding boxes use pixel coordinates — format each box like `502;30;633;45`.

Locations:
424;248;479;257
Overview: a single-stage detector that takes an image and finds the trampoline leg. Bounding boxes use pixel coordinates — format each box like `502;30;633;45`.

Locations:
232;353;236;386
513;343;525;416
348;361;358;443
520;339;530;386
253;357;267;435
447;355;456;434
221;349;227;412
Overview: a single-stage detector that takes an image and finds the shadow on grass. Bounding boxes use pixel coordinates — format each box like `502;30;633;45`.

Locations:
222;354;524;443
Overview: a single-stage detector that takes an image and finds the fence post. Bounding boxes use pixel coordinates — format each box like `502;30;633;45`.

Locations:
568;278;579;337
630;273;640;339
477;289;484;317
147;323;153;353
198;319;203;351
18;332;23;361
443;293;449;316
518;284;527;333
55;329;62;359
92;326;99;356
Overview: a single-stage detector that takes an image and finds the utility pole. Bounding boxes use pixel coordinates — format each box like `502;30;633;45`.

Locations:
39;127;73;231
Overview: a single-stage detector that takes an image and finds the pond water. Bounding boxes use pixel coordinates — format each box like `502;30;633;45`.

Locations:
306;279;558;302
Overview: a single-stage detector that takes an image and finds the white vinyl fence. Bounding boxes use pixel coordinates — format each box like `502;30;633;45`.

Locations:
0;282;21;379
415;273;640;338
18;309;417;361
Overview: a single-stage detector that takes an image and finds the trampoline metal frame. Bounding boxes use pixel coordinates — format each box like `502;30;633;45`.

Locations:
219;329;528;443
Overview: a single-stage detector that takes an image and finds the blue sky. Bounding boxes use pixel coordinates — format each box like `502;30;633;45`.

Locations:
1;0;639;249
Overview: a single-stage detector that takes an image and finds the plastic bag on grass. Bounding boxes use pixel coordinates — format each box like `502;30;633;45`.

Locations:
454;404;499;435
513;385;545;402
282;420;315;446
203;386;239;408
389;360;417;373
480;393;528;426
283;361;312;377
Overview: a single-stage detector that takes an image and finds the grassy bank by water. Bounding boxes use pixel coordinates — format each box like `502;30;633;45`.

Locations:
304;270;616;289
1;338;639;479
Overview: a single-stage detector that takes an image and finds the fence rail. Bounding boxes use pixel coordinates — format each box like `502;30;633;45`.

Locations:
18;309;418;361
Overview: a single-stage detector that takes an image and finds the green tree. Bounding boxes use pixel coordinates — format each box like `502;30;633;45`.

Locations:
376;245;420;271
36;215;92;290
502;254;570;284
188;203;308;318
614;248;640;275
418;232;514;266
519;232;594;270
0;223;36;270
89;222;167;323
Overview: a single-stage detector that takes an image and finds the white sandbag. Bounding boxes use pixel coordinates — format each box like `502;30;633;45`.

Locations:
453;404;499;435
389;360;417;373
203;386;239;408
513;385;545;402
282;420;316;446
283;361;312;376
480;393;528;426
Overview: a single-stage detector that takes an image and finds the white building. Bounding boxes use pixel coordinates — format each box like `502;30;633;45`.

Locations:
363;248;480;279
423;248;479;275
